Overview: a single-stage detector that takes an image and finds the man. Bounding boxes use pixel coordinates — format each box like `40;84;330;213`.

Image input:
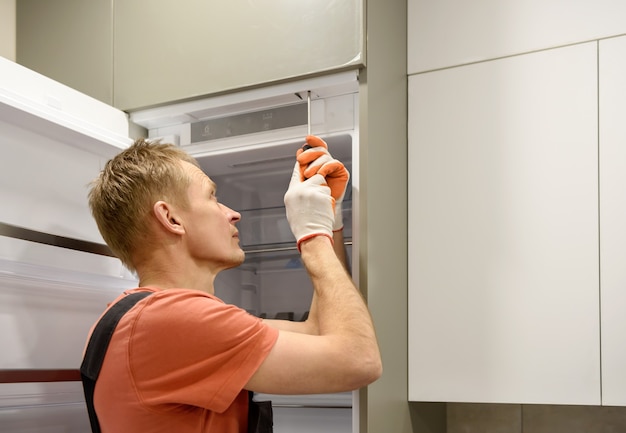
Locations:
84;135;382;432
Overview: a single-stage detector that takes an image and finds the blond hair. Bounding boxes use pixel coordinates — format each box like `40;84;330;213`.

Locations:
88;138;200;271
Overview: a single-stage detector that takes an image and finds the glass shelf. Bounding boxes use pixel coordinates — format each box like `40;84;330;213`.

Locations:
237;201;352;249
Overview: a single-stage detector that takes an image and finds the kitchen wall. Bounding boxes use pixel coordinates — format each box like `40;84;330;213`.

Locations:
0;0;15;61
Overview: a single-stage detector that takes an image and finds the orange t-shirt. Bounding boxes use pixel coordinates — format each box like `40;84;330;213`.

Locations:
89;287;279;433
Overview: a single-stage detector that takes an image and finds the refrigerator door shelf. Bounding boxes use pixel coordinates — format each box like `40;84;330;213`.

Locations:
0;256;136;370
0;382;90;432
0;56;131;158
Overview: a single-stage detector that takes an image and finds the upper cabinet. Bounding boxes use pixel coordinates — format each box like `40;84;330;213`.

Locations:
16;0;114;106
407;0;626;74
408;42;600;405
17;0;364;111
114;0;364;110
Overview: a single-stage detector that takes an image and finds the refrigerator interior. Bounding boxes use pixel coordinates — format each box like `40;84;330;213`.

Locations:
207;134;355;432
207;133;353;318
133;71;360;432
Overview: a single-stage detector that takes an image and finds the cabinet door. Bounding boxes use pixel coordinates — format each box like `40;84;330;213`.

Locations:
599;35;626;406
408;0;626;74
408;43;599;404
114;0;363;110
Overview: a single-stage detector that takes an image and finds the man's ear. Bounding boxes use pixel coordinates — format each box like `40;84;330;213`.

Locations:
153;201;185;235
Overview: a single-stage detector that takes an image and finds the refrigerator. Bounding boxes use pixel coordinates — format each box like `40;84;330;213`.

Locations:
0;55;361;433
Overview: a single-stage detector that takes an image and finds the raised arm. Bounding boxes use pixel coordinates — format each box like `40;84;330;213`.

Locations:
246;236;380;394
262;136;350;333
246;148;382;395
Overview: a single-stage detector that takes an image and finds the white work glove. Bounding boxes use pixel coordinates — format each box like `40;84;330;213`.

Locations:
284;161;335;249
296;135;350;231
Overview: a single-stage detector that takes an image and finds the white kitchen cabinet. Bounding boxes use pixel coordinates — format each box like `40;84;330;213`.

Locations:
408;42;600;404
599;35;626;406
407;0;626;74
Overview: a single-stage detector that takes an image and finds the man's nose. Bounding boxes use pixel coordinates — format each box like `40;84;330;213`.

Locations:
220;203;241;222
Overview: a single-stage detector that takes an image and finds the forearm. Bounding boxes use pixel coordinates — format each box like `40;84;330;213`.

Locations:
299;237;380;372
332;229;350;274
305;230;349;334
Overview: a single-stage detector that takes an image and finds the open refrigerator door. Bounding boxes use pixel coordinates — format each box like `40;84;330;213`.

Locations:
0;58;361;432
0;57;137;431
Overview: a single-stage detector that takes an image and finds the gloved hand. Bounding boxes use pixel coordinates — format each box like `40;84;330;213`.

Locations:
296;135;350;231
284;161;335;249
296;135;333;180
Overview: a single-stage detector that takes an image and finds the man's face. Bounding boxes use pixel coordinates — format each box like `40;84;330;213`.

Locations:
178;161;245;272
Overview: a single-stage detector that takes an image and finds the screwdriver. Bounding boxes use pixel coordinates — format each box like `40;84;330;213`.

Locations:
303;90;313;151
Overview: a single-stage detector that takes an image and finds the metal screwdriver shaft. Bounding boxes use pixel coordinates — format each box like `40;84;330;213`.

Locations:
307;91;311;136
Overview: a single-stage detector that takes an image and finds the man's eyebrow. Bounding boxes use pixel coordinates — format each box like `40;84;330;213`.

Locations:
207;178;217;193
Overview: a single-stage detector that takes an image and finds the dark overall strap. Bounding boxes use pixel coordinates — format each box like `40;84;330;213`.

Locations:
248;392;274;433
80;291;153;433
